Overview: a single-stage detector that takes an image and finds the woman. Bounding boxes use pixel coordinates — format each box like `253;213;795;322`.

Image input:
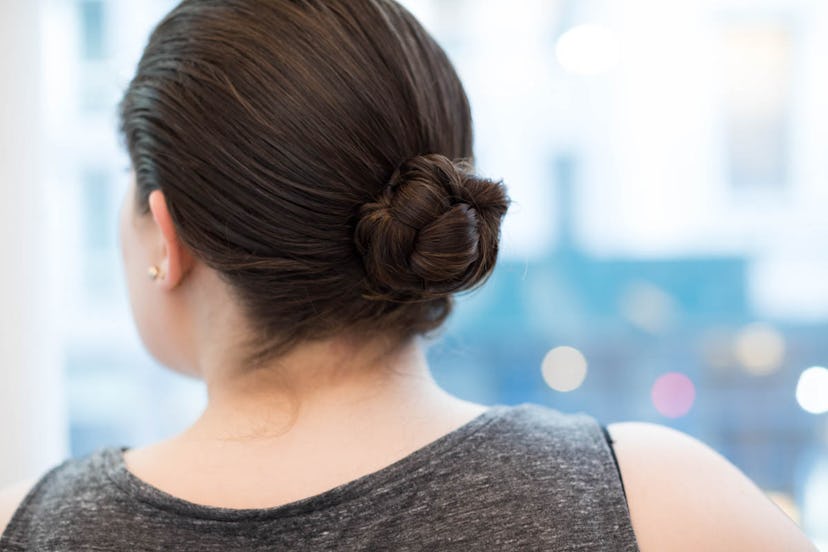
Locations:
0;0;815;549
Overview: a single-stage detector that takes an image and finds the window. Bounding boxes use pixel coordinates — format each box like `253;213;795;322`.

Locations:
40;0;828;544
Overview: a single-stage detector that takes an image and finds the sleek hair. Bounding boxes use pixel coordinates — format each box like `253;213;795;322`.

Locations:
120;0;510;366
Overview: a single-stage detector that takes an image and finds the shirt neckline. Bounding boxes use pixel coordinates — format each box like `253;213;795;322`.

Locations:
102;404;508;522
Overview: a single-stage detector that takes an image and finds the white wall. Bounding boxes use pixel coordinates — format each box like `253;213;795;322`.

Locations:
0;0;68;486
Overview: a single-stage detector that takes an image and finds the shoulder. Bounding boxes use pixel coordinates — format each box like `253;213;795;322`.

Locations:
0;449;113;540
608;422;816;552
482;404;631;470
0;478;38;537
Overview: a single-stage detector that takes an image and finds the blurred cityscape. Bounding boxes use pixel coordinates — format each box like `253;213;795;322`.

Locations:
432;162;828;527
40;0;828;545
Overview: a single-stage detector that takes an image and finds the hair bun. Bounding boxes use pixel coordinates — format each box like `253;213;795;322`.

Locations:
354;153;509;301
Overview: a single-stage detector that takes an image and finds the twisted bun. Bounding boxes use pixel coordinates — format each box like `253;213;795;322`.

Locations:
355;154;509;301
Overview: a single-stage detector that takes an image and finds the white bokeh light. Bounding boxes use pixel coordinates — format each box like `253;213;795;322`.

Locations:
619;281;678;334
541;346;588;392
733;323;786;376
796;366;828;415
555;24;620;76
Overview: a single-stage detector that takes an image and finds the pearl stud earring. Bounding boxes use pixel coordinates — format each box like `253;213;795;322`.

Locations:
147;265;165;280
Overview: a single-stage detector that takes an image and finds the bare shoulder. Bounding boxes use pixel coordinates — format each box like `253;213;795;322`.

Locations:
607;422;816;552
0;478;37;537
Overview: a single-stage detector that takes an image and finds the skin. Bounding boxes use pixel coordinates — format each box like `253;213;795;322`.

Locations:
0;176;818;550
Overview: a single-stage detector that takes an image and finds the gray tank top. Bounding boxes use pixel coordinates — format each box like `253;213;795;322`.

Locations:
1;404;639;551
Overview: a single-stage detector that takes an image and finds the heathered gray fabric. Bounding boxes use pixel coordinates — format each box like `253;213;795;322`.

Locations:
1;404;639;551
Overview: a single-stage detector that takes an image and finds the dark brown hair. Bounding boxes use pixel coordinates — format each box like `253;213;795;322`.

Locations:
120;0;510;366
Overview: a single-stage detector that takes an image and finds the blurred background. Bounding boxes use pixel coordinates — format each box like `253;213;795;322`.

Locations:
0;0;826;546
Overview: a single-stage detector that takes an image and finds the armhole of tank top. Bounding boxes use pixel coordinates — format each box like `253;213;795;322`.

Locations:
600;424;629;507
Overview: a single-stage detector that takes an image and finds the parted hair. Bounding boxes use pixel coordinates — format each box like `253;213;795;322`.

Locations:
120;0;510;366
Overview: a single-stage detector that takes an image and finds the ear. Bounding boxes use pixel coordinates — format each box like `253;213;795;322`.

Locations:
148;190;194;290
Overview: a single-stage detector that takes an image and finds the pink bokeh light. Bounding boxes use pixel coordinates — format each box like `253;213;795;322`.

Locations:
651;372;696;418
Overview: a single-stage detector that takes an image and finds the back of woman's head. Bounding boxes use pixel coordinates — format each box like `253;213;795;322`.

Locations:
120;0;510;366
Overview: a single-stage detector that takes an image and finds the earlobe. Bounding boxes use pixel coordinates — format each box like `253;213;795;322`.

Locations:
148;190;193;290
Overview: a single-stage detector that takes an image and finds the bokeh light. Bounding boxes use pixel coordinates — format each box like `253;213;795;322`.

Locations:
796;366;828;415
651;372;696;418
733;322;786;376
619;281;678;334
765;491;801;524
555;24;620;76
541;346;588;392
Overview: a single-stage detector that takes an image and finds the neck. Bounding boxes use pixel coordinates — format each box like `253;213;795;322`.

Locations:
179;337;473;444
123;335;487;510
